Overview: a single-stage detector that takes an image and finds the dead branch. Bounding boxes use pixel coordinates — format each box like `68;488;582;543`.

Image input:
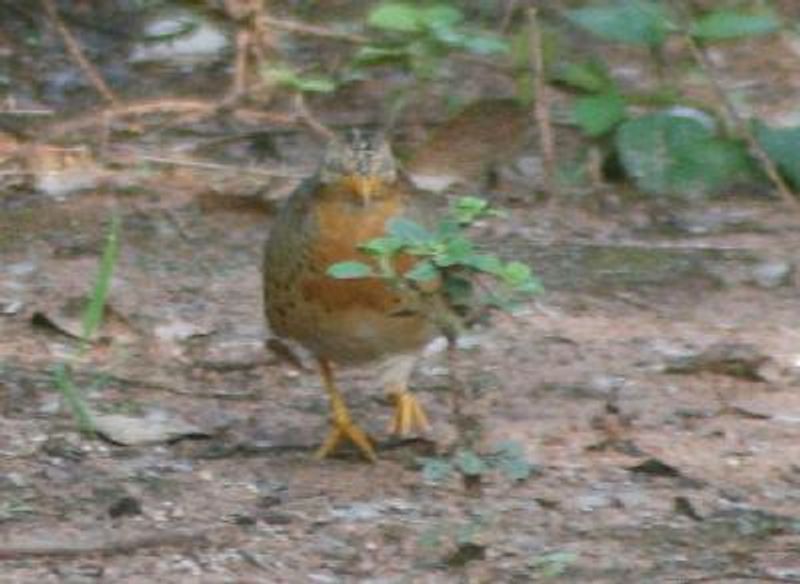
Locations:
117;152;310;178
528;8;558;200
292;94;336;142
39;0;118;105
41;98;296;140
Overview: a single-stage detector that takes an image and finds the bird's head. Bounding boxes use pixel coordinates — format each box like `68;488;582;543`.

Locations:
320;129;397;203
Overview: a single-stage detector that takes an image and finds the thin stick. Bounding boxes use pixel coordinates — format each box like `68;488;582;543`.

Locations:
0;528;211;559
500;0;521;33
293;93;336;142
679;2;797;209
129;154;310;178
40;0;118;105
229;29;251;101
0;109;54;116
528;8;558;200
43;98;296;138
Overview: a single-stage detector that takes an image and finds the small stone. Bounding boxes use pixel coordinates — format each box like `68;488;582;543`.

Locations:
751;260;793;289
0;300;22;315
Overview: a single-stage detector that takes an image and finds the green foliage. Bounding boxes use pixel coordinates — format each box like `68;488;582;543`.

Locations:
261;64;337;94
418;440;537;485
565;0;674;47
53;213;121;436
558;3;789;199
573;91;626;137
690;9;780;41
615;111;754;196
357;2;508;78
82;214;120;343
566;3;779;46
326;197;542;315
553;60;615;94
326;260;373;279
530;551;579;579
754;122;800;188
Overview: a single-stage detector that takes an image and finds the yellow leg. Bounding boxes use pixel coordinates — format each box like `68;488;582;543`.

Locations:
315;359;377;462
388;389;430;437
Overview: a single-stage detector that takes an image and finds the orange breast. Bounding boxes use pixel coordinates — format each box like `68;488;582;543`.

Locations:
300;192;414;314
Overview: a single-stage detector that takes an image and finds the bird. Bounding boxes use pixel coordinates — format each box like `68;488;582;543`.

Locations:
262;130;444;461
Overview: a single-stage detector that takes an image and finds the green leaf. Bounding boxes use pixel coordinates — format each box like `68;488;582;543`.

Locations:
531;551;579;578
435;237;474;267
461;33;509;55
452;196;490;224
53;363;95;436
502;261;532;285
419;457;453;483
616;112;753;196
754;122;800;187
443;275;473;306
565;0;672;47
553;60;614;93
263;65;337;93
405;260;439;282
492;441;536;481
690;9;780;40
82;213;120;342
352;45;410;66
422;5;463;29
573;91;626;137
368;3;422;32
465;253;505;276
360;236;404;256
454;450;490;477
386;217;434;244
293;75;337;93
327;261;374;279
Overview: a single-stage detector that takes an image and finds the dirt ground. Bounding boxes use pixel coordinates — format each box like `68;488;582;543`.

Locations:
2;2;800;583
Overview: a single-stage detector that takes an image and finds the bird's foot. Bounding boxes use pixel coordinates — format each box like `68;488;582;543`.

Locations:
388;391;430;436
316;408;377;462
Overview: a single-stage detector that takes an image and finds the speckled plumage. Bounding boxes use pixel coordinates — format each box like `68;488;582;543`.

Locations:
261;132;440;460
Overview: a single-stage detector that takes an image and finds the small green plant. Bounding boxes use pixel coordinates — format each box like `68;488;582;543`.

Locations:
529;551;579;579
559;1;788;197
327;196;541;329
419;440;538;486
261;64;338;94
53;213;121;436
328;197;539;487
355;2;508;78
418;512;490;567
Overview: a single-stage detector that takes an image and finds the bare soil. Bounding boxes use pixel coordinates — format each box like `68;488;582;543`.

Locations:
2;3;800;583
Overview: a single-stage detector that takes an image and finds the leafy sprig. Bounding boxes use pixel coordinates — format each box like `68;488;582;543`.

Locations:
327;196;542;317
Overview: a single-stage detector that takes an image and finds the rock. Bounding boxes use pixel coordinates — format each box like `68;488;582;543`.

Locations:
750;260;793;289
131;10;228;65
93;408;209;446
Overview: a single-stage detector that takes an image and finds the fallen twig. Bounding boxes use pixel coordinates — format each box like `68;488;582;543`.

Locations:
40;0;118;105
0;528;212;559
116;152;310;178
42;98;296;139
293;93;336;142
